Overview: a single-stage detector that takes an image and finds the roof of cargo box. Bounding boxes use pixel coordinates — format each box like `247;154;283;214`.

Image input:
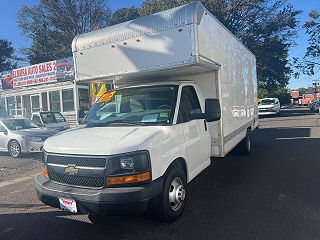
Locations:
72;2;204;52
72;1;254;83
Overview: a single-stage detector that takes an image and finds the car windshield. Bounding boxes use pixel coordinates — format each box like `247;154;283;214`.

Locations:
259;99;275;105
40;112;66;124
83;85;178;126
2;119;40;130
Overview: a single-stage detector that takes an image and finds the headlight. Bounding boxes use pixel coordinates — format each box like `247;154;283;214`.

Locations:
106;151;151;186
22;136;43;142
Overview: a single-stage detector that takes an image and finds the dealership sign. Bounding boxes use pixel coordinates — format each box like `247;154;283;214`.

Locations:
0;58;74;90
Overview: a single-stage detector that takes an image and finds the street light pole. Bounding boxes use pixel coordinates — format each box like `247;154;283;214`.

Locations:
312;80;319;100
313;80;320;114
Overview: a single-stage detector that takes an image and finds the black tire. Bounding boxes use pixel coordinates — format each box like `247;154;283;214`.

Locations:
8;140;22;158
151;162;187;222
88;214;105;225
237;131;251;155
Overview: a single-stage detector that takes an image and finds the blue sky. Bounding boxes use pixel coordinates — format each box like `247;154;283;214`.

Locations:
0;0;319;89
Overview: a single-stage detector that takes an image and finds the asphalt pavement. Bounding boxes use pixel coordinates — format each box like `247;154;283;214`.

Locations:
1;107;320;240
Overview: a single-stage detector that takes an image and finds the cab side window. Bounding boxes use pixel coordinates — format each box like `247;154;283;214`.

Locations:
177;86;202;123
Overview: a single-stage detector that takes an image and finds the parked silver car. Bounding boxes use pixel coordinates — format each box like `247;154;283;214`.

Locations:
0;118;57;158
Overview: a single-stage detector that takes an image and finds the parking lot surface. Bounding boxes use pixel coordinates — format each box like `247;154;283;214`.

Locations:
1;107;320;240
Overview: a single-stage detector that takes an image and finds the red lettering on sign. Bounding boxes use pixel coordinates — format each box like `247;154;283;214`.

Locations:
62;200;72;205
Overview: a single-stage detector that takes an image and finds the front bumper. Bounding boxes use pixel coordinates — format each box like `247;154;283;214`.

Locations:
258;111;277;116
35;174;163;216
20;140;44;153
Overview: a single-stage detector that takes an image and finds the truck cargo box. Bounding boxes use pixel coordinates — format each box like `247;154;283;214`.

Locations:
72;2;258;156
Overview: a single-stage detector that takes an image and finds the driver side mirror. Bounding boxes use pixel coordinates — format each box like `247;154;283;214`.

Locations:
1;129;8;135
205;99;221;122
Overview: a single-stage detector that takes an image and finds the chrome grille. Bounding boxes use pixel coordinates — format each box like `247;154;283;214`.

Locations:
47;155;106;168
49;172;104;188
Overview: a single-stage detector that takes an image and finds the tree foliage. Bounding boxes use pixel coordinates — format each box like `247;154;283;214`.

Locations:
139;0;300;97
17;0;112;64
294;10;320;76
0;39;18;72
109;7;140;26
17;0;301;101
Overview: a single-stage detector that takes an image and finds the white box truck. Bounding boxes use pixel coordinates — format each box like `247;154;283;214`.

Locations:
36;2;258;222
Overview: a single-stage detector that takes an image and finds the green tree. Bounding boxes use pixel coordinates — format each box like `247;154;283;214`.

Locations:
139;0;301;97
294;10;320;76
0;39;18;72
109;6;140;26
273;86;291;104
17;0;112;64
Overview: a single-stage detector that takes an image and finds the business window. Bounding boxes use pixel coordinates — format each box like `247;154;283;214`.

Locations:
62;89;74;112
49;91;61;111
42;92;48;111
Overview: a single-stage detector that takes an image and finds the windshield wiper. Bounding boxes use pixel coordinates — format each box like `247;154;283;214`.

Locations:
86;119;146;128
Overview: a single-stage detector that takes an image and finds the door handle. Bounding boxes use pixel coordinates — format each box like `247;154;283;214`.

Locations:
204;120;207;131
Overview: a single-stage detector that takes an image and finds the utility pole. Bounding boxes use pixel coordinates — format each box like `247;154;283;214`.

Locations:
312;80;320;100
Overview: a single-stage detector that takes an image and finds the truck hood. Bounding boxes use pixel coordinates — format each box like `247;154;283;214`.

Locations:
43;125;162;155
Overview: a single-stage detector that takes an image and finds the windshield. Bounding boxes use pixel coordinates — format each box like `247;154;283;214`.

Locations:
83;85;178;126
40;112;66;124
2;119;40;130
259;99;275;105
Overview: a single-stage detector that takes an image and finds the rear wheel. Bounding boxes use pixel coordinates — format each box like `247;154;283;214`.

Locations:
151;163;187;222
237;131;251;155
8;140;22;158
88;214;106;225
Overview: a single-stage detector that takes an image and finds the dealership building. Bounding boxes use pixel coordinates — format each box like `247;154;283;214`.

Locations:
0;58;90;127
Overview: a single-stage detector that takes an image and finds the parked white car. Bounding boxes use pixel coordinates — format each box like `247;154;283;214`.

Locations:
258;98;281;116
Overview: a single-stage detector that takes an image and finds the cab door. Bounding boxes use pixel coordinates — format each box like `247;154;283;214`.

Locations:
177;85;211;175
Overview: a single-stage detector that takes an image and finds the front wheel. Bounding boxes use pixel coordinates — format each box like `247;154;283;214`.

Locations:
8;140;22;158
151;163;187;222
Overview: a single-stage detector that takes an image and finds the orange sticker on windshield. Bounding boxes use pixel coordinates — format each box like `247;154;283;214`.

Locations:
97;91;116;102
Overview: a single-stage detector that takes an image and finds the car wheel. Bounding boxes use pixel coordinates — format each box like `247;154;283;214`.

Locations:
237;131;251;155
8;140;22;158
151;162;187;222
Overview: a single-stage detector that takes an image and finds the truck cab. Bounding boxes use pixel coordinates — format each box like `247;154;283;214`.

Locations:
36;81;221;221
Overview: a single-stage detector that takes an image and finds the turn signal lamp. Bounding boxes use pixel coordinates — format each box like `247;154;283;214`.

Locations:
106;172;151;186
41;166;49;178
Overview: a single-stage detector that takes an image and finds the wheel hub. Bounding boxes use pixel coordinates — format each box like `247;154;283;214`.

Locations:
169;177;186;211
10;142;20;157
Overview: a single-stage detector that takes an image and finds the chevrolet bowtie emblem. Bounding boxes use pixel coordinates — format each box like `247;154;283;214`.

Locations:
64;165;79;175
